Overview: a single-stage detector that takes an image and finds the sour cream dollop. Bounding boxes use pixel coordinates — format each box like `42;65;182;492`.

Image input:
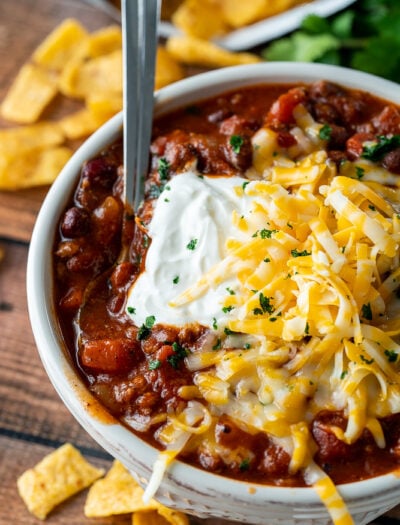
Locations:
126;171;252;327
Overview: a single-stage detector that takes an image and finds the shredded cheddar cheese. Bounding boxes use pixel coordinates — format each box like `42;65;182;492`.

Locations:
143;107;400;525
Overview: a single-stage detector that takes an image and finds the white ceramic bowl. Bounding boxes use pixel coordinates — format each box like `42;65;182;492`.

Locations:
27;63;400;525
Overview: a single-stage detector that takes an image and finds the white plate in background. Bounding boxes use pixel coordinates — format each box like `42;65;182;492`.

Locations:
159;0;357;51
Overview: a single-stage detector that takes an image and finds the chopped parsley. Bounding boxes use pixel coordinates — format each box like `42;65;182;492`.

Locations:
226;287;235;295
318;124;332;141
361;303;372;321
360;354;374;365
291;248;311;257
158;157;170;181
252;228;278;239
264;257;271;263
340;370;348;380
230;134;244;154
137;315;156;340
384;349;398;363
186;238;198;250
173;275;180;284
253;293;274;316
148;183;163;199
167;342;188;369
224;327;235;335
148;359;162;370
127;306;136;314
242;180;250;190
305;322;310;335
222;305;234;313
355;166;365;179
361;135;400;161
239;458;250;471
212;338;222;351
212;317;218;330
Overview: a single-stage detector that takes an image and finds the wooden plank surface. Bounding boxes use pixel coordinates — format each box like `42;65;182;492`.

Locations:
0;0;399;524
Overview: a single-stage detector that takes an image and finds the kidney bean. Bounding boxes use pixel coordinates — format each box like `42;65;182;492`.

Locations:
92;196;122;246
109;262;136;290
81;157;118;189
60;206;90;238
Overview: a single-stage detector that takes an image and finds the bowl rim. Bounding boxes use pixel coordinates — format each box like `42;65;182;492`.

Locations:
27;62;400;508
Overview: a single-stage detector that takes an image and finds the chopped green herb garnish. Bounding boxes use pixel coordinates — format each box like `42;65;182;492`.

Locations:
239;458;250;471
149;359;162;370
361;135;400;161
212;317;218;330
264;257;271;263
243;343;251;349
127;306;136;314
253;293;275;316
340;370;348;380
253;228;278;239
291;248;311;257
167;342;188;369
369;204;376;211
305;322;310;335
148;183;162;199
186;238;198;250
384;349;398;363
242;181;250;190
212;338;222;351
158;157;170;181
173;275;180;284
361;303;373;321
226;287;235;295
318;124;332;141
230;134;244;154
224;327;235;335
355;166;365;179
222;305;234;313
360;354;374;365
137;315;156;340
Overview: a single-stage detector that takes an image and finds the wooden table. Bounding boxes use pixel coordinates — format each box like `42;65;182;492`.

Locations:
0;1;399;524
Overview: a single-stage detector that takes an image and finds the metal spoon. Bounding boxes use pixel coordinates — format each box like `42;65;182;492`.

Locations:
121;0;160;212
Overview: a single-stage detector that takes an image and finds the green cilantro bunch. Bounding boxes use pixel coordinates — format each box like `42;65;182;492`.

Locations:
262;0;400;82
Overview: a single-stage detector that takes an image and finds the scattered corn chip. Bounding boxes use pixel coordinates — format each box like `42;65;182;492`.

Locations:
155;47;185;90
17;443;104;520
33;18;88;71
67;49;122;99
84;460;159;517
88;25;122;57
0;64;58;124
172;0;228;40
59;108;107;140
157;506;190;525
0;122;64;156
0;146;73;190
133;511;170;525
166;35;262;68
221;0;296;28
86;91;123;121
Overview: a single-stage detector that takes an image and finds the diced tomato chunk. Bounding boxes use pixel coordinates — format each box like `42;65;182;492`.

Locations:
81;338;140;372
266;88;306;127
346;132;375;159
